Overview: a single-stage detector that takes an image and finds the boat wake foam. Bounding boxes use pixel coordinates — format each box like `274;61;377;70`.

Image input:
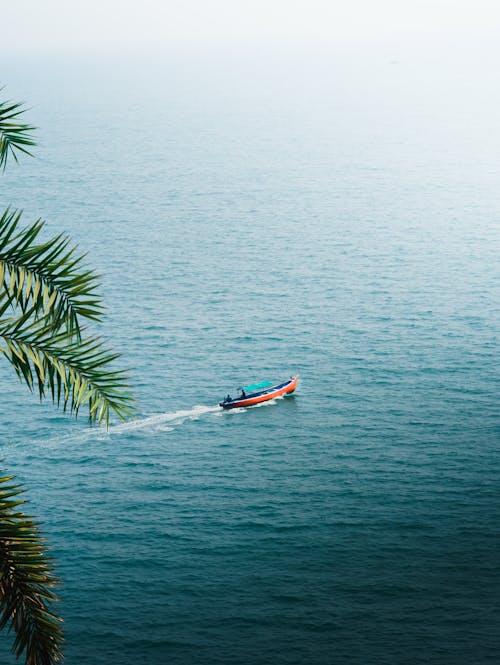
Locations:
108;405;221;435
28;405;222;447
32;396;287;447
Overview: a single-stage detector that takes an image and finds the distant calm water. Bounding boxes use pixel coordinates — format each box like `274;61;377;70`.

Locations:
1;50;499;664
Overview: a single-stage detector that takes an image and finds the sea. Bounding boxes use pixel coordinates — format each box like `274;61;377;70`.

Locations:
1;45;499;664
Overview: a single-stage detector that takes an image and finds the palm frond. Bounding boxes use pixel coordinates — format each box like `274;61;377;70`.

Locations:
0;308;134;425
0;209;103;337
0;472;63;665
0;97;36;169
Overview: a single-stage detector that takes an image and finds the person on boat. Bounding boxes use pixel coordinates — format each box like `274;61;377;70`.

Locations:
226;394;232;402
240;389;246;398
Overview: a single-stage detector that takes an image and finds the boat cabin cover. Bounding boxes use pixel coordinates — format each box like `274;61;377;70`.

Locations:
240;380;274;394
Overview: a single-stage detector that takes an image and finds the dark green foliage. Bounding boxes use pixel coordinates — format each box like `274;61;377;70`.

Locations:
0;209;134;425
0;98;134;425
0;89;134;663
0;473;63;664
0;208;103;335
0;300;133;424
0;98;35;169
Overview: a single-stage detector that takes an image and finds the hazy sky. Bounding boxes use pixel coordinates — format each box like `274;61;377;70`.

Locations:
2;1;498;55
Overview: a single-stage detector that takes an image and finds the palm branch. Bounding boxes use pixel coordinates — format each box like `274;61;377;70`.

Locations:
0;305;133;424
0;472;63;665
0;208;103;337
0;98;36;169
0;209;134;425
0;88;134;664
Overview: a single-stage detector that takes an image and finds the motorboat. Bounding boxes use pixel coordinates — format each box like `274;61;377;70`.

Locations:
219;376;298;409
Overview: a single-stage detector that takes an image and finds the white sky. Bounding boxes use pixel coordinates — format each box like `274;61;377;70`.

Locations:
2;1;499;54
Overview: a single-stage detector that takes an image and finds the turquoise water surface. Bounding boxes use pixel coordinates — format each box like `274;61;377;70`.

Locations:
1;51;499;663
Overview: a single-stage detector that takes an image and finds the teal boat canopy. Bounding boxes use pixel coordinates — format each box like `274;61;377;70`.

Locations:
242;380;273;393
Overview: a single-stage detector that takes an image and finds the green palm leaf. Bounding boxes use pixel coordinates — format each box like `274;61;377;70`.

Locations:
0;302;134;425
0;209;103;337
0;87;135;665
0;208;135;425
0;98;36;169
0;473;63;665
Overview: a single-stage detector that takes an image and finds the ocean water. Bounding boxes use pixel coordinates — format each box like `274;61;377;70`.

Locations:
1;49;499;663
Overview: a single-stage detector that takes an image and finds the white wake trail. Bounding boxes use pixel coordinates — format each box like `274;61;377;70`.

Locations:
31;405;222;448
107;404;221;435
